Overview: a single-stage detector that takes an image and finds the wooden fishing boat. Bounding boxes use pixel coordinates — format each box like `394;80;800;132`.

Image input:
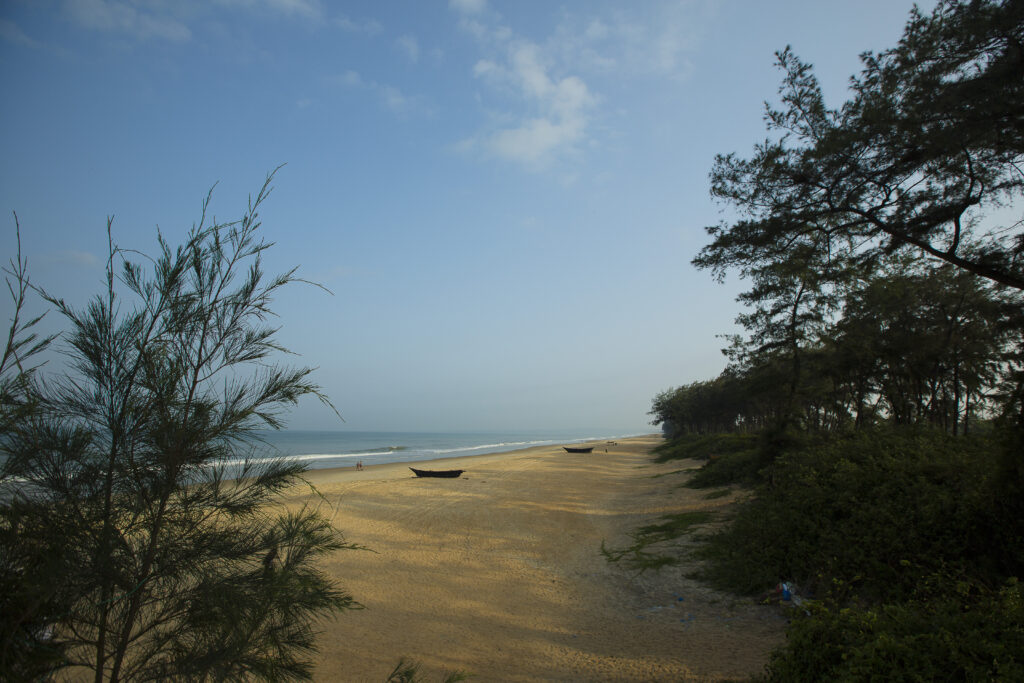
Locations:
409;467;464;478
563;446;595;453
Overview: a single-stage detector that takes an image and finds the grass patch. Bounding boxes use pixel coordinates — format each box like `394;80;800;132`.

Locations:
386;658;472;683
648;468;692;479
602;511;714;574
702;489;731;500
637;511;715;540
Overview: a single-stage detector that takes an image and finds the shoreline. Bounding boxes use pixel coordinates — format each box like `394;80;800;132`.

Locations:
252;429;653;472
277;434;785;681
297;435;649;486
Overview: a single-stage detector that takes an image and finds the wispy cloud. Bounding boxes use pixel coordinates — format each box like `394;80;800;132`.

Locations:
214;0;325;22
458;21;595;169
449;0;486;15
0;19;40;47
328;70;425;115
549;3;707;79
61;0;191;41
455;1;707;171
379;84;410;112
262;0;322;20
47;250;101;268
396;34;419;63
335;13;382;35
62;0;360;43
328;70;363;87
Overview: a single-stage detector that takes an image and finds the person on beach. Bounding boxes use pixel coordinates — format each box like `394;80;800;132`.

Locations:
356;460;363;471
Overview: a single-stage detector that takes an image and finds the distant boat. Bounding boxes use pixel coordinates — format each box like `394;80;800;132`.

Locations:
563;446;595;453
409;467;464;478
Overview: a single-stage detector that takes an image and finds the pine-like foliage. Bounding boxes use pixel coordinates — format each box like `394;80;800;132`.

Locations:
0;172;359;681
698;0;1024;290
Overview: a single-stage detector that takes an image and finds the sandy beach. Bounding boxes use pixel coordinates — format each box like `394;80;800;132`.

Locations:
279;435;786;682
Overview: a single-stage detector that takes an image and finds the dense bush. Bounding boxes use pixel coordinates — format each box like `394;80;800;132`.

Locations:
640;428;1024;678
696;430;1006;601
651;433;768;487
758;579;1024;681
673;428;1024;678
651;432;760;463
662;0;1024;676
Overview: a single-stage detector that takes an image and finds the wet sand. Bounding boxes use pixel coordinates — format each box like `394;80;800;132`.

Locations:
279;435;785;681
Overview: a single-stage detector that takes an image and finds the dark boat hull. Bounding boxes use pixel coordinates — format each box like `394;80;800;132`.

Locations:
410;467;464;478
563;446;595;453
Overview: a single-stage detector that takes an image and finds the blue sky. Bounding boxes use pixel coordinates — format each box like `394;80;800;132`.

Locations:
1;0;932;432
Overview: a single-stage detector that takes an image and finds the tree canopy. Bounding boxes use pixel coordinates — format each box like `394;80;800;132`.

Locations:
645;2;1024;679
695;0;1024;290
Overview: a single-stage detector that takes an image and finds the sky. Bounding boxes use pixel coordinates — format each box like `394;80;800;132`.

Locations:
0;0;935;433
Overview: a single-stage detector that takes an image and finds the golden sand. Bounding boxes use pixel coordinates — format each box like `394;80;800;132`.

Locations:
280;436;785;682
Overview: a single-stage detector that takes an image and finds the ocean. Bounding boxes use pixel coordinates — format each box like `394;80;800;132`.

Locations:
242;429;647;471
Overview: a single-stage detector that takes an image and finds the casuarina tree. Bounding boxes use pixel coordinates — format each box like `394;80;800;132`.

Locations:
0;171;360;681
698;0;1024;291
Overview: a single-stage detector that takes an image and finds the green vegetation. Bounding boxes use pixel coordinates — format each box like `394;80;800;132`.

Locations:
651;260;1021;441
639;1;1024;678
652;433;766;487
651;432;759;463
601;511;714;574
0;174;360;681
758;580;1024;682
385;658;472;683
646;468;689;479
691;429;1024;680
694;431;1013;597
697;0;1024;292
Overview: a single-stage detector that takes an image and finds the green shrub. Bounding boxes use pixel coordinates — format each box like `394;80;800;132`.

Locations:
758;579;1024;681
652;433;767;488
697;430;1006;601
685;447;766;488
652;432;759;463
647;428;1024;681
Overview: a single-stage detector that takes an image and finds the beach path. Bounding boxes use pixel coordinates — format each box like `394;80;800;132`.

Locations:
282;435;785;682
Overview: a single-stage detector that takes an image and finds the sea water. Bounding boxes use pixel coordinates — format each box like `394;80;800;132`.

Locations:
0;429;650;487
243;429;645;471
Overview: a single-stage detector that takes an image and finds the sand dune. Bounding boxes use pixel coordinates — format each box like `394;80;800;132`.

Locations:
281;436;785;682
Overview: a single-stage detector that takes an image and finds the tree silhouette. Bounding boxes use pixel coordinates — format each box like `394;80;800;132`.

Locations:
1;171;360;681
